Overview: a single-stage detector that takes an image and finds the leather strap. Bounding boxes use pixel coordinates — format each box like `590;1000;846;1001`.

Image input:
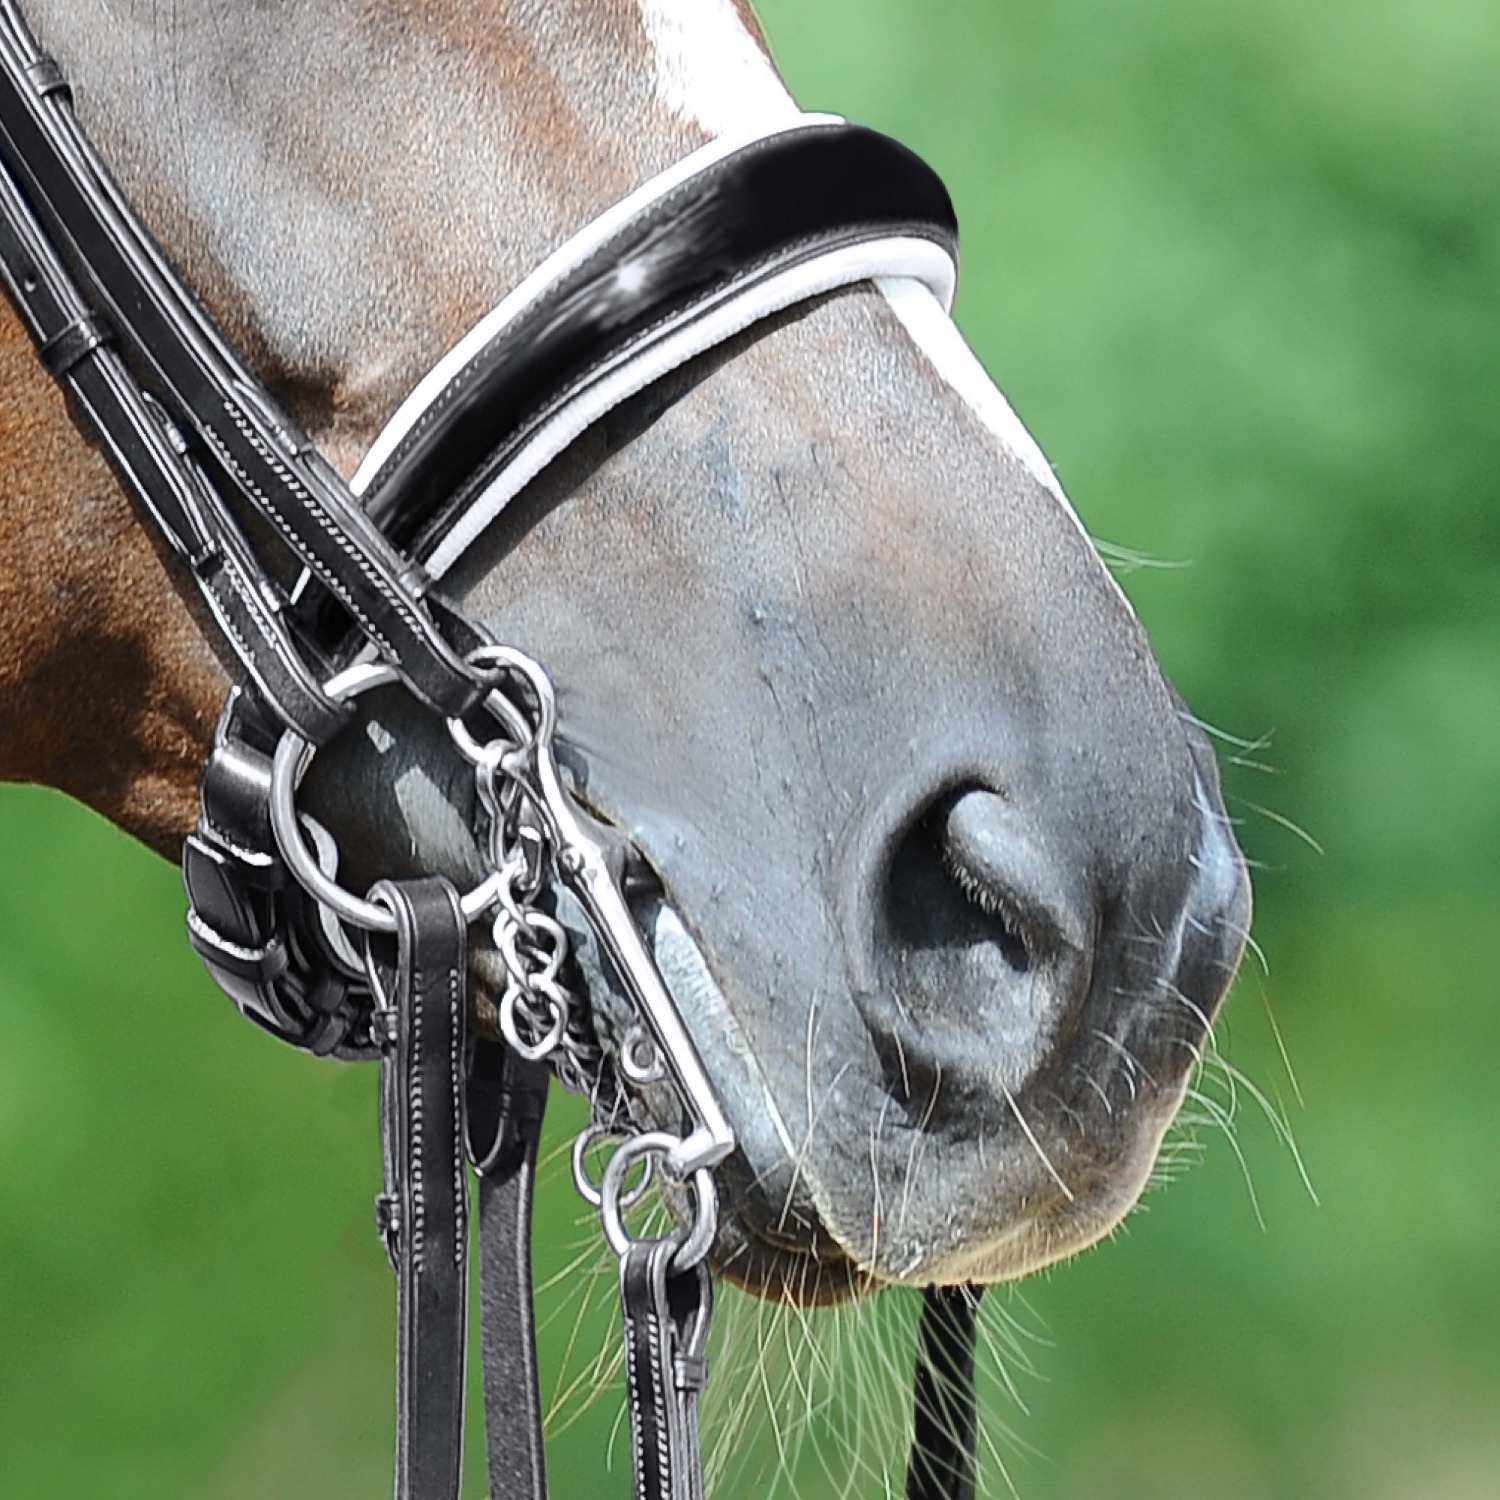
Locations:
183;689;377;1058
619;1240;713;1500
359;122;957;562
369;877;471;1500
0;7;487;725
906;1284;984;1500
468;1039;552;1500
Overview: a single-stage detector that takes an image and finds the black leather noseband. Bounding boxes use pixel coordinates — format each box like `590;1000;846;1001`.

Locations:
360;123;956;559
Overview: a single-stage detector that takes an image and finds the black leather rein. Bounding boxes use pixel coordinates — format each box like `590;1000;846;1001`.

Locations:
0;2;983;1495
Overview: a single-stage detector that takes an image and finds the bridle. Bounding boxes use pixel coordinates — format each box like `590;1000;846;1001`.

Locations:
0;4;984;1496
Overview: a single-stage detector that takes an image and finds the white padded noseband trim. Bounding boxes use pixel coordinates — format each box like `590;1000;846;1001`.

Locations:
354;114;957;578
424;236;954;577
353;113;842;496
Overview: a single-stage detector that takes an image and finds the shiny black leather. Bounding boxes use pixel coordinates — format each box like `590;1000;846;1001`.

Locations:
361;123;958;561
183;689;377;1057
0;140;349;739
370;878;471;1500
619;1240;713;1500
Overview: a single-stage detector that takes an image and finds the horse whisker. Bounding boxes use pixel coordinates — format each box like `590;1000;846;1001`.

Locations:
999;1083;1075;1202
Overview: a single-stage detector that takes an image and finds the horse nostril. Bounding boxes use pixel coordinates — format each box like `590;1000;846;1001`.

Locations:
885;788;1034;974
869;784;1093;1110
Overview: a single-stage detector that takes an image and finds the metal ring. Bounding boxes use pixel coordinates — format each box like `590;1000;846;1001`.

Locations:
269;661;509;931
669;1169;719;1272
298;810;365;971
466;644;559;741
619;1024;666;1086
599;1131;718;1272
496;908;568;988
448;702;528;768
446;645;559;767
571;1126;655;1211
498;984;568;1062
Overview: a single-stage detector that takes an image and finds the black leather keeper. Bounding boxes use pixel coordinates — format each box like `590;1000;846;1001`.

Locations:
23;55;69;102
39;312;110;376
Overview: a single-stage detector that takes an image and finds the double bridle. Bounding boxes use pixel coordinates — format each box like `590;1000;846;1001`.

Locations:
0;4;983;1496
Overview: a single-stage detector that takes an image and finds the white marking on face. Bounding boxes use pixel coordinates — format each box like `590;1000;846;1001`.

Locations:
637;0;801;135
876;275;1138;614
877;276;1063;498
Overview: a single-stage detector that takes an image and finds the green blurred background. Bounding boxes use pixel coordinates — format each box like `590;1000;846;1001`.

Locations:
2;0;1496;1495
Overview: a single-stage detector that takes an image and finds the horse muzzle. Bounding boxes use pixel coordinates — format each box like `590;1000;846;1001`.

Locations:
597;716;1251;1302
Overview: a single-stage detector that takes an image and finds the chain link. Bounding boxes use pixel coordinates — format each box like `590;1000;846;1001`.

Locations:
457;684;617;1103
272;647;710;1257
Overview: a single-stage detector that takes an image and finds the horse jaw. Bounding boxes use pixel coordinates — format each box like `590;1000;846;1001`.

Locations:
0;308;227;853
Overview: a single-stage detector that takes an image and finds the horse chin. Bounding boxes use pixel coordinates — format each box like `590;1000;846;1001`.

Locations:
575;865;1238;1309
682;1124;1169;1307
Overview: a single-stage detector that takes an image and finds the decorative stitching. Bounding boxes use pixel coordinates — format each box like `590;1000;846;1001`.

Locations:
448;961;466;1267
622;1299;647;1500
184;907;270;962
203;410;402;660
205;552;330;734
408;958;426;1273
646;1263;672;1496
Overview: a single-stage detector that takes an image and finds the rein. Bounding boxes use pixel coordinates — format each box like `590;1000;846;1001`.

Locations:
0;5;981;1495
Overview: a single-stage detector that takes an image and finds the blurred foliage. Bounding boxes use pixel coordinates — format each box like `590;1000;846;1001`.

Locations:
2;0;1496;1496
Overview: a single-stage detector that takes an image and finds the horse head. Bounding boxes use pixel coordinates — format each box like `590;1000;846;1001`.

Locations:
2;0;1249;1309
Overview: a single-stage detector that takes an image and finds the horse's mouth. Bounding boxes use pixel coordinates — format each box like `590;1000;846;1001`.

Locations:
517;717;1250;1309
705;1163;872;1307
637;877;1239;1307
462;839;1240;1310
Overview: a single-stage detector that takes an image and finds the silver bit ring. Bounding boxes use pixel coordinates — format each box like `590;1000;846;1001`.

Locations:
571;1125;655;1211
599;1131;718;1272
269;662;507;932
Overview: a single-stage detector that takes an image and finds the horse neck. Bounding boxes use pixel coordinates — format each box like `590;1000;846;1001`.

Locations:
0;0;795;855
